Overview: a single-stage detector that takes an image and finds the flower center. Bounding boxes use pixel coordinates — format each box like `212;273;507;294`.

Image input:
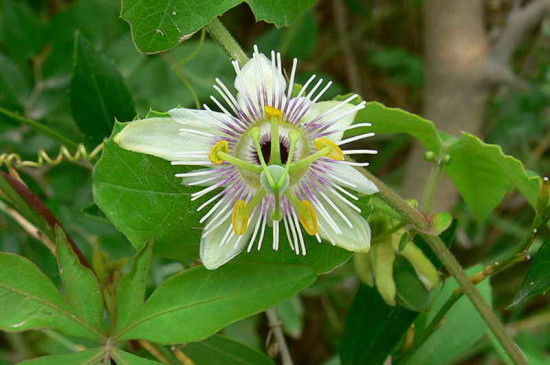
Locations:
208;106;346;237
253;137;290;165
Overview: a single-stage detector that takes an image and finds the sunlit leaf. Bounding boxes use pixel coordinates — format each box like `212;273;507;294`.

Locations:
351;102;443;153
111;349;164;365
115;263;315;344
444;133;541;221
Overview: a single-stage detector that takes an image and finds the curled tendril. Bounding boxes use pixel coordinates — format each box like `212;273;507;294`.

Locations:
0;143;104;169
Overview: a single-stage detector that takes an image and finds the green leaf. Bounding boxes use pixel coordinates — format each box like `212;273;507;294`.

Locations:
111;349;164;365
1;0;43;62
121;0;317;53
443;133;541;221
70;33;136;144
510;237;550;307
352;102;443;153
0;53;30;111
235;240;352;275
115;240;154;332
0;253;101;340
115;263;315;343
256;11;318;60
128;41;234;114
184;335;275;365
340;285;417;365
408;266;492;365
276;296;304;339
55;227;104;332
18;348;105;365
93;123;202;262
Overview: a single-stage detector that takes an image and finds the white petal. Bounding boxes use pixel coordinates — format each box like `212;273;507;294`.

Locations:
235;53;286;111
168;108;231;135
200;212;257;270
316;190;371;252
301;101;358;141
115;117;212;162
329;163;379;195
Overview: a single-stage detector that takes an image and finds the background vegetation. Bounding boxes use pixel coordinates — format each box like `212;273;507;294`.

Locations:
0;0;548;364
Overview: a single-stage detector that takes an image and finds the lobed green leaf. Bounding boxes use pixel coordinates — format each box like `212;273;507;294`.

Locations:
121;0;317;53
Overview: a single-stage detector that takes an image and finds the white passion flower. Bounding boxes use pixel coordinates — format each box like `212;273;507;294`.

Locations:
115;47;379;270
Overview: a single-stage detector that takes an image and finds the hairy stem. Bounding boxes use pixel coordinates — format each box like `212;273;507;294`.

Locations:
357;167;527;365
205;17;249;66
420;161;443;214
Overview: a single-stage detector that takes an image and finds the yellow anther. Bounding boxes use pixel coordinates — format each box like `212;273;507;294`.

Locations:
314;138;344;160
231;200;249;235
298;200;318;235
208;140;229;164
264;106;283;122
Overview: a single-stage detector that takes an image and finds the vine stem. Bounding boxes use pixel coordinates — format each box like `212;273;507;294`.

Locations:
266;308;293;365
204;17;526;365
205;17;249;66
0;106;78;149
357;167;527;365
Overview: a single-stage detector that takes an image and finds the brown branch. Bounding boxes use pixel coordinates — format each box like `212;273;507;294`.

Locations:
491;0;550;64
266;308;293;365
0;171;90;269
484;0;550;86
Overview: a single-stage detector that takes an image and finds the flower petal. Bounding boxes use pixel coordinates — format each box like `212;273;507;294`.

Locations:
200;212;257;270
329;163;379;195
315;189;371;252
301;100;358;141
169;108;231;135
235;53;286;111
115;117;212;162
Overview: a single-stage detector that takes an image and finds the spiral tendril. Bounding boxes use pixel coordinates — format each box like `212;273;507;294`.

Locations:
0;143;104;169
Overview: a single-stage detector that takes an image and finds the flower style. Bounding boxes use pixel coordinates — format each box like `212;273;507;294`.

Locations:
115;47;379;269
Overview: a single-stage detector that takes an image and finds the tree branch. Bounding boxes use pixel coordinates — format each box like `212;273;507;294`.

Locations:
483;0;550;87
491;0;550;64
266;308;293;365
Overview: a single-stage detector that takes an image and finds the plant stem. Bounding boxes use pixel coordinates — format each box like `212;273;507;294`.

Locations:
357;167;527;365
205;18;249;66
420;161;443;214
0;106;78;149
266;307;293;365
